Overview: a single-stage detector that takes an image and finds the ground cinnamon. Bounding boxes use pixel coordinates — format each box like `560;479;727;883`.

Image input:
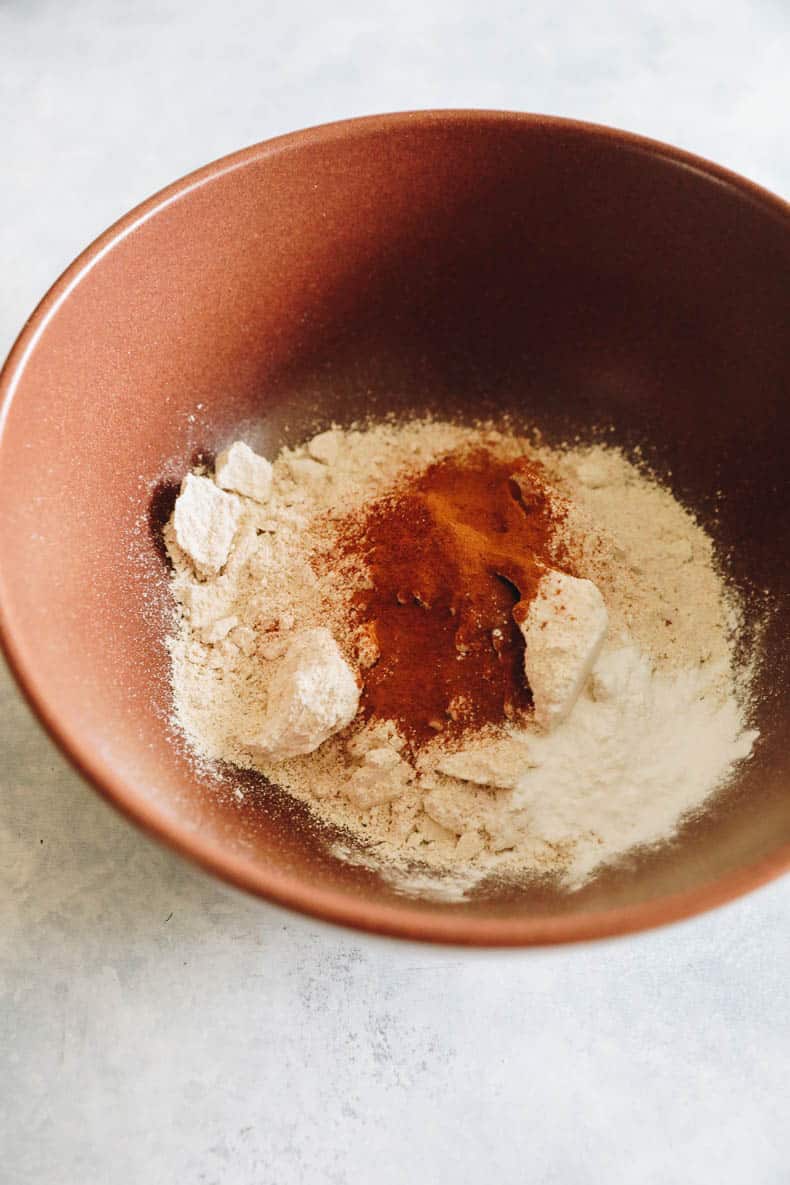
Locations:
342;449;568;747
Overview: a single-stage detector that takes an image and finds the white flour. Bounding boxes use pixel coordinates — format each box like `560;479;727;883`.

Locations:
417;644;757;890
519;646;758;885
163;419;759;896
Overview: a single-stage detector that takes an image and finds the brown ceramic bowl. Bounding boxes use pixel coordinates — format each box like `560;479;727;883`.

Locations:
1;111;788;945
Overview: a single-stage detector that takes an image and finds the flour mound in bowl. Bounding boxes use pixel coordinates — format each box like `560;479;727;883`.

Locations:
162;419;758;898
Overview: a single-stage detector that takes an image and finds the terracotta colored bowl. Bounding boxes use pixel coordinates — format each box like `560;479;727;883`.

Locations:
1;111;788;945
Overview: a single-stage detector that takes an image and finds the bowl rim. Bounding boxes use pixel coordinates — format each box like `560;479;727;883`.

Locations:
2;108;789;947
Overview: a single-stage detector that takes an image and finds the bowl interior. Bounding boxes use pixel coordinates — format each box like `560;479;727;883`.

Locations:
1;112;789;943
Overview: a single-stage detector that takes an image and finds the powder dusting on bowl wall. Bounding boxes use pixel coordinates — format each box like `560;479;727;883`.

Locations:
163;417;760;899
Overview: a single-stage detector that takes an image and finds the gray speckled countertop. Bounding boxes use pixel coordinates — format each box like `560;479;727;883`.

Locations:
1;3;789;1182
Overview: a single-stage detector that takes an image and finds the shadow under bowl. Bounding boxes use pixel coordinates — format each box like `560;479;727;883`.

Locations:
1;111;789;945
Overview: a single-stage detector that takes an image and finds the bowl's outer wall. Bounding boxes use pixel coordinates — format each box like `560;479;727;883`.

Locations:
1;112;789;944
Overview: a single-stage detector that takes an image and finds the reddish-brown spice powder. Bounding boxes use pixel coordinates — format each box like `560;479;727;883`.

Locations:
340;450;568;748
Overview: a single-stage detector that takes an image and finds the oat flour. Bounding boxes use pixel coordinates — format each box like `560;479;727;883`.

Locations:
163;420;758;897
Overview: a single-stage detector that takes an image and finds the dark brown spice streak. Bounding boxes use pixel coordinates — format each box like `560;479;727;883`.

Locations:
339;450;569;748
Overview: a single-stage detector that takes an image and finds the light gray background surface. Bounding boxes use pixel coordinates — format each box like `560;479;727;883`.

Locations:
1;2;789;1182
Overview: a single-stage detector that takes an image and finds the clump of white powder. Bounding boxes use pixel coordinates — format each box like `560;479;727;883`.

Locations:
173;473;241;576
243;627;359;760
163;419;759;897
519;570;609;729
